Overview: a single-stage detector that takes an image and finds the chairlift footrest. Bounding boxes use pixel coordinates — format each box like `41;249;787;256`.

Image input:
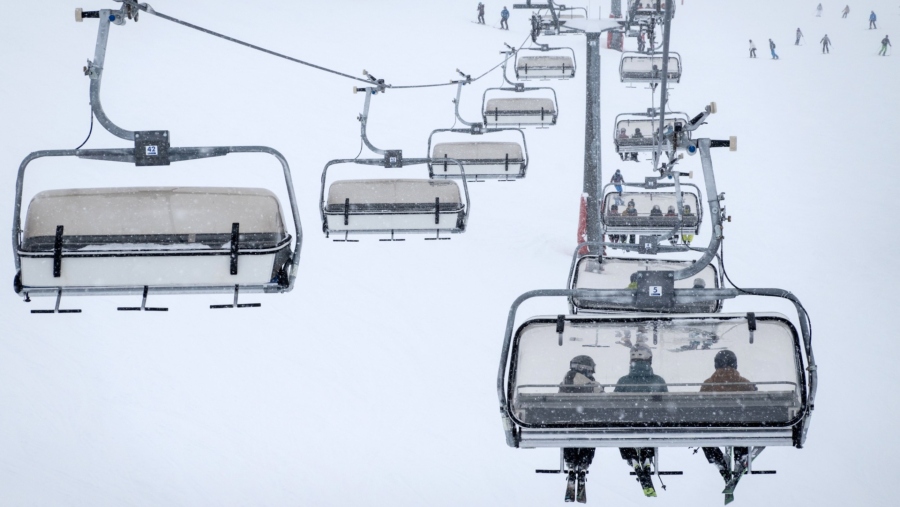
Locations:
630;471;682;476
750;470;776;475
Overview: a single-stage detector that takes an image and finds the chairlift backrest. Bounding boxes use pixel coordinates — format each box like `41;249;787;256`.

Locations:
483;97;558;127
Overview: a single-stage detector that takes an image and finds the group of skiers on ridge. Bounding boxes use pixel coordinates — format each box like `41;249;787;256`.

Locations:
475;3;510;30
559;345;758;502
753;6;890;58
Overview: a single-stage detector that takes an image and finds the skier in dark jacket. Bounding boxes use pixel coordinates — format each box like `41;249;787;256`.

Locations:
769;39;779;59
477;2;485;24
870;11;877;30
611;169;625;202
795;27;803;45
649;205;663;217
880;35;891;56
500;7;510;30
820;34;831;53
616;344;667;497
560;355;602;503
699;350;761;482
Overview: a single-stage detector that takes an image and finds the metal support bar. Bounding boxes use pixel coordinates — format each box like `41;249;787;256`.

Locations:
672;139;722;280
583;32;603;253
653;0;673;172
85;9;138;141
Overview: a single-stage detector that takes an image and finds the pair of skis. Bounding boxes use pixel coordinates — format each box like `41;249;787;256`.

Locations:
721;447;765;504
564;470;588;503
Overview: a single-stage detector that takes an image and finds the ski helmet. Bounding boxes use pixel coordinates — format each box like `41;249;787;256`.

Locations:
570;355;596;373
631;345;653;362
693;278;706;289
714;350;738;369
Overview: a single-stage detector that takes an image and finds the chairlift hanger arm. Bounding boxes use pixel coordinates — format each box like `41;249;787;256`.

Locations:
13;146;303;292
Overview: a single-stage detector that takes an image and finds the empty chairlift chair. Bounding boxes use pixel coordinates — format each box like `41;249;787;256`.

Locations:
483;96;558;128
12;146;303;309
429;139;527;180
568;256;722;313
19;187;291;289
602;190;702;236
619;52;682;83
320;162;470;239
515;47;577;80
498;291;816;453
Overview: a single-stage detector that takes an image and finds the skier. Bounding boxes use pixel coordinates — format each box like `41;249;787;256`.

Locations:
665;205;677;217
608;205;621;242
749;39;757;58
842;5;850;18
611;169;625;204
623;200;638;217
637;31;646;52
880;35;891;56
769;38;779;59
500;6;510;30
795;27;803;45
559;355;602;503
869;11;877;29
477;2;485;24
630;128;644;162
820;34;831;53
816;3;822;16
649;205;663;217
615;344;667;497
617;128;629;160
699;350;764;499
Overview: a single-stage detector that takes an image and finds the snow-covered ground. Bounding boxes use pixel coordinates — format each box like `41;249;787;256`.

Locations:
1;0;898;505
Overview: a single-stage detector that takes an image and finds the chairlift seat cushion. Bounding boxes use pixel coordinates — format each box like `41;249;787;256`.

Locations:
19;187;291;288
514;391;800;425
516;56;575;79
484;98;557;126
324;179;465;233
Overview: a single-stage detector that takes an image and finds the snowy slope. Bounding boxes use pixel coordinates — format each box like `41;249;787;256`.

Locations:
1;0;899;505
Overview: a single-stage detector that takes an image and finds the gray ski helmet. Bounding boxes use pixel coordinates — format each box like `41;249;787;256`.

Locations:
570;355;596;372
630;345;653;362
715;350;738;369
693;278;706;288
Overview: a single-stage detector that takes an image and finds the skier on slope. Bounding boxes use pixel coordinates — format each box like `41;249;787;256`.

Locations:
749;39;757;58
699;351;760;483
559;355;603;503
769;38;779;59
842;5;850;18
880;35;891;56
615;344;668;497
795;27;804;45
820;34;831;53
869;11;877;29
816;3;823;17
477;2;485;24
500;6;510;30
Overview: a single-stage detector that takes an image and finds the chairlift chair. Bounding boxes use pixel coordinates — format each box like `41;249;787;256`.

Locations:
619;51;682;83
426;78;530;181
614;112;691;154
482;46;560;128
515;46;577;80
601;188;702;236
567;255;722;314
12;6;303;311
498;290;816;452
320;164;470;239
